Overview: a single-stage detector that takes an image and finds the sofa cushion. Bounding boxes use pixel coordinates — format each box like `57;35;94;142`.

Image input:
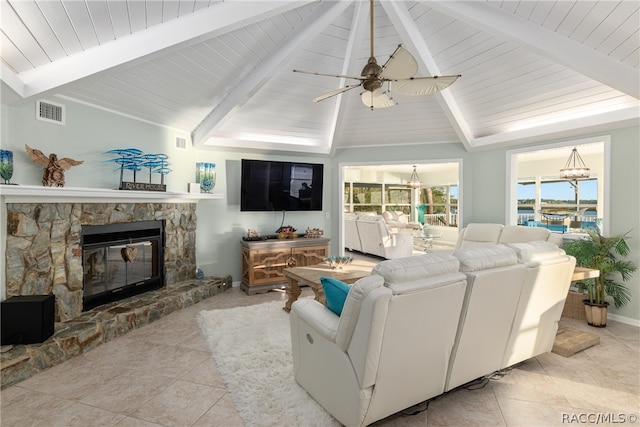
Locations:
453;245;518;272
320;276;351;316
372;253;460;284
499;225;553;244
336;275;385;351
504;241;566;262
458;223;504;248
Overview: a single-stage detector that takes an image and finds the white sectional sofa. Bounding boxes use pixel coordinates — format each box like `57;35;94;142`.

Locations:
290;224;575;426
344;213;413;259
456;222;564;248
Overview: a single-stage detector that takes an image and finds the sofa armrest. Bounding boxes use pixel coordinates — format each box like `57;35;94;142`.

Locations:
291;299;340;342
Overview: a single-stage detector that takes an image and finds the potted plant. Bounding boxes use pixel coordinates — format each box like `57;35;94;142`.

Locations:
563;224;636;327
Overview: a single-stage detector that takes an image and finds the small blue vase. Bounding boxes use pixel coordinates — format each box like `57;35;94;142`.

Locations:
0;149;14;184
196;162;216;193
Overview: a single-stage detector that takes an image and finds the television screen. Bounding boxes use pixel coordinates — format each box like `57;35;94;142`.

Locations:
241;159;324;211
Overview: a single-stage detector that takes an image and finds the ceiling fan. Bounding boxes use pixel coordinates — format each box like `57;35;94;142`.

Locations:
293;0;461;109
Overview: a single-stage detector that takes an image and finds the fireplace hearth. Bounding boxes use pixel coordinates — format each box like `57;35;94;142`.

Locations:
82;220;164;311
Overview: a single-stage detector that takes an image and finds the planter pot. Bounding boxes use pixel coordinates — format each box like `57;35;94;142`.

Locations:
583;300;608;327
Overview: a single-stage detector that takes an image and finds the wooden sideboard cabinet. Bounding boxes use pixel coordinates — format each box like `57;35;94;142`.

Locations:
241;237;330;295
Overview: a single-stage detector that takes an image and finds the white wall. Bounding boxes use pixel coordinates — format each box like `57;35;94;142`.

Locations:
192;151;330;280
2;88;638;323
0;92;329;297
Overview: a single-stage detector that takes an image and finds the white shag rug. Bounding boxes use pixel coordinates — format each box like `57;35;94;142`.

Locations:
197;301;340;427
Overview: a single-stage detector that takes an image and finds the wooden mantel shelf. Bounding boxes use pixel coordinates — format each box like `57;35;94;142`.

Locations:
0;184;224;204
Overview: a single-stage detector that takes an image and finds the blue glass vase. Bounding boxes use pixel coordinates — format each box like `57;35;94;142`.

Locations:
0;149;14;184
196;162;216;193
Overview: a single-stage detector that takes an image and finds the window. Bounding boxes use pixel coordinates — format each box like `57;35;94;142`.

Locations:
508;138;607;233
347;183;383;214
418;185;458;226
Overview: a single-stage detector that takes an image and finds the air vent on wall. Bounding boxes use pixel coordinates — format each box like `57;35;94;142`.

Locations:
175;136;187;150
36;100;65;125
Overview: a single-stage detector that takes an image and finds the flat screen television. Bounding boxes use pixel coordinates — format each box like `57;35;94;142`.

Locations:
241;159;324;211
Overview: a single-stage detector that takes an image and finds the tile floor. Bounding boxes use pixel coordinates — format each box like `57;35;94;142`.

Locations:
1;285;639;427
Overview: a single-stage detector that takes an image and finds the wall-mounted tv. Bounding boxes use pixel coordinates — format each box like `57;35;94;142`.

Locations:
241;159;324;211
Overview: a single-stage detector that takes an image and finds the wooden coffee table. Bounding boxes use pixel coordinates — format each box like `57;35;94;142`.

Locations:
282;259;376;312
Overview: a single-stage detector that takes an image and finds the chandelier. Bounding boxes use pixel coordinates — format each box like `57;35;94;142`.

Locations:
407;165;422;188
560;147;590;181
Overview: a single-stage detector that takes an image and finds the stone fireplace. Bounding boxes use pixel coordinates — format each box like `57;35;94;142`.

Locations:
5;202;197;321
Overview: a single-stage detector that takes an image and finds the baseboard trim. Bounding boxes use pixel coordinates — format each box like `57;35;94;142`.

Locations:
607;313;640;327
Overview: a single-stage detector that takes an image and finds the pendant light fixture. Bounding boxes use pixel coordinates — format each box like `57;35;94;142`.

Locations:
560;147;590;181
407;165;422;188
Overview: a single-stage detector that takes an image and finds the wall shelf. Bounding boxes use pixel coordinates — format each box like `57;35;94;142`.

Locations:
0;185;224;204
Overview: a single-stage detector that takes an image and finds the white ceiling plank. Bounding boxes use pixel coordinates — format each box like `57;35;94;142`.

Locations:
193;0;213;13
541;1;577;32
106;1;131;38
36;0;83;54
527;1;555;26
9;0;67;61
145;1;164;27
1;1;50;68
612;30;640;67
192;1;352;146
596;7;640;60
428;0;639;98
569;1;618;44
60;0;100;50
178;0;196;17
584;1;639;51
85;0;115;45
381;1;472;149
162;0;180;22
11;1;311;98
0;31;32;73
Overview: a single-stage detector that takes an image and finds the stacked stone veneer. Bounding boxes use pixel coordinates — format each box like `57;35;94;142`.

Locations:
5;202;198;321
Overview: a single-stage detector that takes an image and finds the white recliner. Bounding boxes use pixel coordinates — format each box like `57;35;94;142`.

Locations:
501;241;576;368
446;245;526;391
355;215;413;259
290;254;467;427
381;211;421;231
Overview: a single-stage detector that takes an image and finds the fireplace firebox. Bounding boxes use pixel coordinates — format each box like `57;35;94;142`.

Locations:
81;220;164;311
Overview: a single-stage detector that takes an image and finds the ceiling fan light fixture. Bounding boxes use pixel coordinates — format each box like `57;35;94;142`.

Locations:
407;165;422;188
295;0;460;107
361;89;395;110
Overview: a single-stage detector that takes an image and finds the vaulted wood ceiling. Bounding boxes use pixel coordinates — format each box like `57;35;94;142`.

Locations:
2;1;638;154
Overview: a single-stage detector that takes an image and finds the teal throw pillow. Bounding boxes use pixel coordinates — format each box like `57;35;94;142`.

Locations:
320;276;351;316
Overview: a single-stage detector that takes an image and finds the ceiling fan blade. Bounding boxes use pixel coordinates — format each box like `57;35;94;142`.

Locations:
380;45;418;80
293;69;365;80
361;89;396;110
389;75;461;96
314;84;361;102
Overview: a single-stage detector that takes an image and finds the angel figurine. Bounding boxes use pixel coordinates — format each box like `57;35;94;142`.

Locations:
25;144;84;187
